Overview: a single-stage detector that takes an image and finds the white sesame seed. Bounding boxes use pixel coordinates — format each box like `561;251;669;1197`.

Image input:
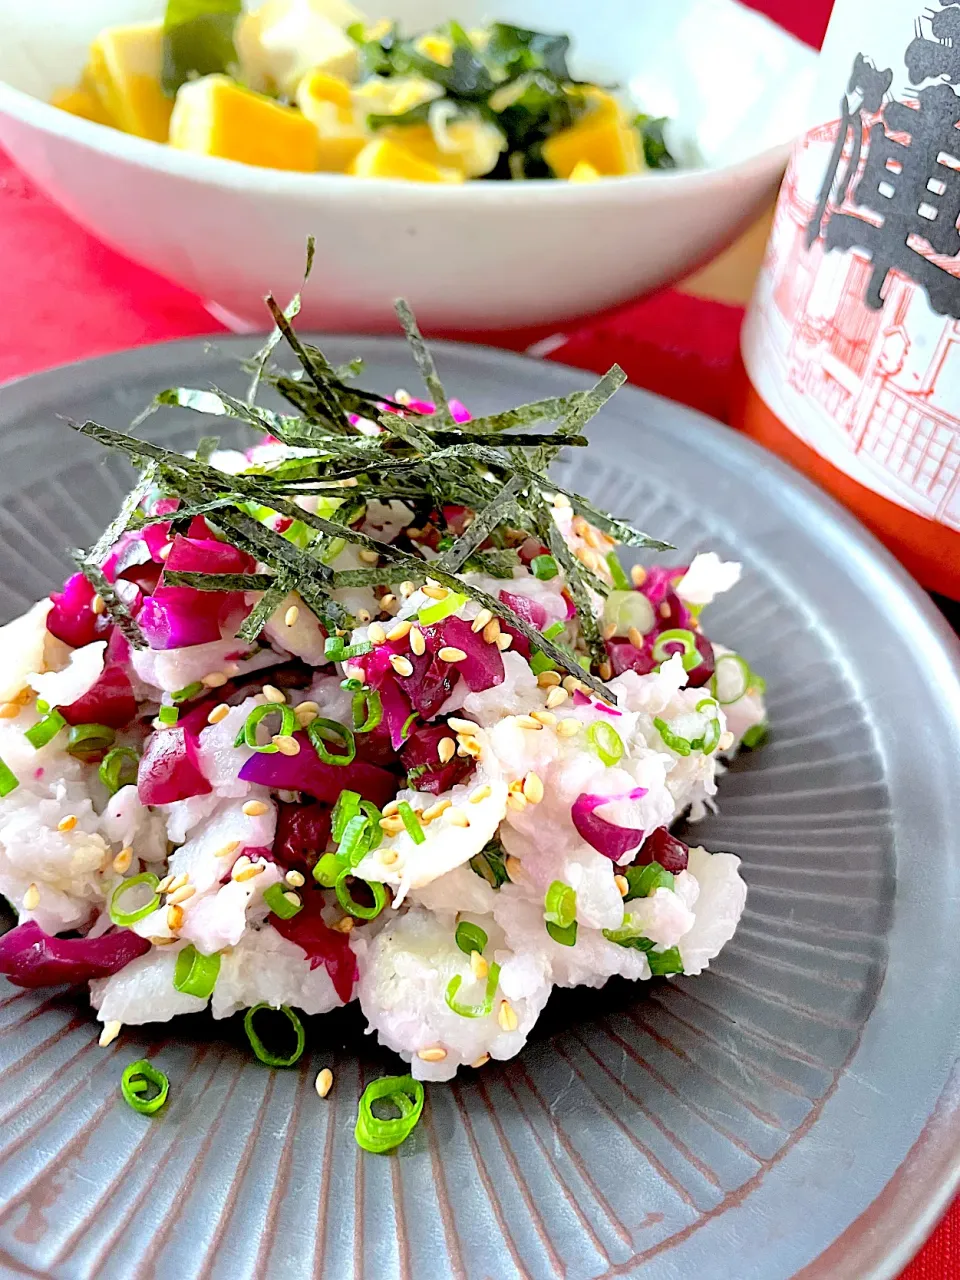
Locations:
149;935;176;946
498;1000;518;1032
553;492;571;508
217;840;242;859
166;904;184;931
447;717;480;735
296;701;319;717
380;594;397;612
506;793;527;813
90;593;107;616
158;543;173;561
631;564;647;587
438;646;467;663
495;633;513;651
438;737;456;765
207;703;231;725
284;605;300;627
243;800;270;817
599;661;613;681
315;1068;334;1098
156;874;174;894
409;626;426;656
457;734;482;758
262;684;286;704
659;602;671;618
0;702;20;720
368;621;387;645
356;608;372;625
719;731;735;752
202;671;228;688
386;620;412;641
112;847;134;875
531;710;556;728
505;855;524;881
285;869;306;888
421;585;448;600
380;848;399;865
470;951;488;980
335;916;354;933
536;670;562;688
482;619;501;645
522;773;544;804
447;808;469;828
417;1047;447;1062
359;549;379;564
58;815;78;832
471;1054;491;1068
399;580;416;597
602;623;617;641
389;654;414;677
23;883;39;910
282;891;301;909
99;1020;122;1047
272;734;301;757
515;715;542;731
423;799;451;823
614;875;630;897
471;608;493;633
167;884;196;905
627;626;644;649
469;785;491;804
556;718;581;739
166;873;189;893
234;862;265;883
545;686;569;709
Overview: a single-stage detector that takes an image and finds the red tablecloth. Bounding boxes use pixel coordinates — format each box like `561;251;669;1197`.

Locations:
0;2;956;1275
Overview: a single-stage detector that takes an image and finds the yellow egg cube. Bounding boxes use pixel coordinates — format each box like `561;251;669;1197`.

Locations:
380;118;503;179
414;32;454;66
169;75;320;172
542;112;644;179
568;160;601;182
297;69;354;114
86;21;173;142
51;81;114;128
295;70;367;171
235;0;362;96
348;137;463;183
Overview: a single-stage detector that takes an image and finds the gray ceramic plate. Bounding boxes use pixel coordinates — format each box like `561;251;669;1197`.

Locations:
0;337;958;1280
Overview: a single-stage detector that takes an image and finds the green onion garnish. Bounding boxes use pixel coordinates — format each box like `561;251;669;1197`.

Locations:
120;1060;169;1115
587;721;624;767
543;880;578;945
66;723;115;761
171;681;205;703
337;813;372;866
469;840;508;889
24;707;66;750
455;921;488;955
335;869;388;920
397;801;425;845
701;717;721;754
355;1074;424;1153
648;947;684;976
244;1003;305;1067
358;801;383;857
742;722;768;749
653;717;694;757
445;961;501;1018
331;789;361;841
418;590;466;626
340;676;364;692
400;711;418;742
710;652;751;704
529;651;557;676
531;554;559;581
307;717;356;766
99;746;140;794
158;705;179;726
651;629;701;672
0;757;18;798
351;688;383;734
623;862;674;900
605;551;631;591
314;851;347;887
542;621;565;642
241;701;297;753
109;872;161;927
263;882;303;919
324;636;373;662
173;944;221;998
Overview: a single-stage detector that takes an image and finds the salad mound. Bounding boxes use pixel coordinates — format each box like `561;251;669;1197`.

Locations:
0;280;765;1133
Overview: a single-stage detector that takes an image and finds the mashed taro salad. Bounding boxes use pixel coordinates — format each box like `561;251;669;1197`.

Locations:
0;291;765;1145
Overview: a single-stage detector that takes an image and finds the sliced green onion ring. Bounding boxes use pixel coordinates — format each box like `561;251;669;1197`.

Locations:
110;873;161;927
701;717;721;755
418;590;466;626
623;862;674;900
158;705;179;726
324;636;372;662
605;551;631;591
99;746;140;795
397;801;425;845
173;944;221;998
314;851;347;887
742;722;768;750
531;554;558;581
400;712;418;742
307;717;356;766
358;800;383;858
0;757;18;798
120;1059;169;1115
455;921;488;955
710;653;751;704
351;688;383;733
340;677;364;692
171;681;205;704
244;1003;306;1067
355;1074;425;1153
652;717;693;757
331;789;361;841
529;651;557;677
651;629;701;672
66;723;115;761
243;702;297;753
542;621;565;642
337;813;371;867
445;961;501;1018
24;707;66;750
335;869;388;919
544;880;576;929
263;881;303;919
546;919;578;946
587;721;624;767
648;947;684;977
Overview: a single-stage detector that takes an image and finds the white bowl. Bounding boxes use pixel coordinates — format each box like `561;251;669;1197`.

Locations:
0;0;815;333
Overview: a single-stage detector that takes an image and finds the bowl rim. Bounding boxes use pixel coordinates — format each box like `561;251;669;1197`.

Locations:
0;76;791;203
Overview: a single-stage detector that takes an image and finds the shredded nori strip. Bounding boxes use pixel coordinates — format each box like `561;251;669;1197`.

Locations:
70;551;146;649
